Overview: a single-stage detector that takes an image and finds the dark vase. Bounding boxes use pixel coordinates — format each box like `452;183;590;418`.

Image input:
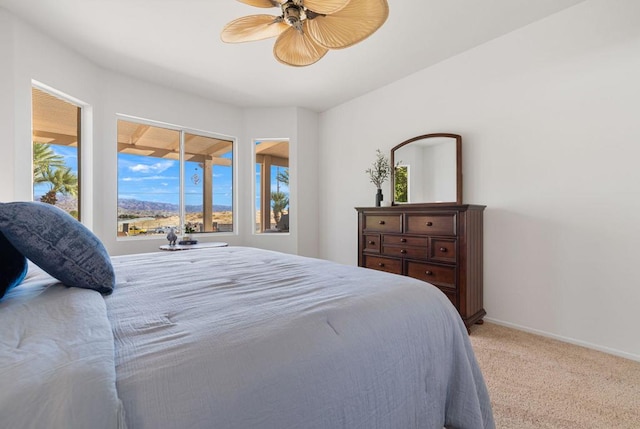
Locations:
375;188;383;207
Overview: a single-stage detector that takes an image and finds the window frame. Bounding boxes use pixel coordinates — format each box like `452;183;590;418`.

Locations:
116;114;237;240
252;138;290;235
31;81;90;224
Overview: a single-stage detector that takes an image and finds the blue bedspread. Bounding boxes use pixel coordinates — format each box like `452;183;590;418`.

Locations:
107;246;494;429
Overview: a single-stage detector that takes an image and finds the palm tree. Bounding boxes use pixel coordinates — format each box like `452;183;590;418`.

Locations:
271;191;289;225
276;168;289;186
269;168;290;228
33;142;65;185
39;166;78;206
32;141;79;207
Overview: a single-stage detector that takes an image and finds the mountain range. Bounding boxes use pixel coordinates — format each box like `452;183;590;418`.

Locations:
117;198;232;214
34;195;232;215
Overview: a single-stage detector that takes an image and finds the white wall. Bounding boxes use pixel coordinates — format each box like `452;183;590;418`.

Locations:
294;107;320;257
1;10;319;258
319;0;640;360
0;9;15;202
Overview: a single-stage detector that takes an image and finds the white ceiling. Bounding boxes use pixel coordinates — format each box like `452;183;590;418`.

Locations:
1;0;585;112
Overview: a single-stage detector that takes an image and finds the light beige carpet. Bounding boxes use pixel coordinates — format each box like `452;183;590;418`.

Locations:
469;322;640;429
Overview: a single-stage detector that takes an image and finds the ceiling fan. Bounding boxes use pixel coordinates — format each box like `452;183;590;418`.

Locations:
221;0;389;67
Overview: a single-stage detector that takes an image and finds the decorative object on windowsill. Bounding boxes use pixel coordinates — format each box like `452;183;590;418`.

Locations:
181;223;198;245
366;149;391;207
166;227;178;246
221;0;389;67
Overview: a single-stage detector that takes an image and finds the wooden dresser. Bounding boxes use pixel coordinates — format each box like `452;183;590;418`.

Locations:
356;204;486;329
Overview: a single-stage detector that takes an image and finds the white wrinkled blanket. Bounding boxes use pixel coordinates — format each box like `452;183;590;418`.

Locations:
107;247;494;429
0;265;126;429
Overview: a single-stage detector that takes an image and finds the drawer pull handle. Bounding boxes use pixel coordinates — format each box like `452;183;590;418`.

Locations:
368;240;375;245
400;249;407;254
378;263;385;267
439;247;447;252
400;238;407;243
425;270;432;275
378;220;386;225
426;222;433;226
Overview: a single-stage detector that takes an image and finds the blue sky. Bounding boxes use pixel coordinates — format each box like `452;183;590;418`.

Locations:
117;151;288;209
118;153;234;207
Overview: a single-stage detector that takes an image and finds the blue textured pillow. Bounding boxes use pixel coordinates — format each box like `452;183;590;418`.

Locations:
0;230;28;299
0;202;114;294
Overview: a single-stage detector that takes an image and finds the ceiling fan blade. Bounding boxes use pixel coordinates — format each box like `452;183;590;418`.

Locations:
303;0;350;15
221;15;288;43
306;0;388;49
273;25;328;67
236;0;281;8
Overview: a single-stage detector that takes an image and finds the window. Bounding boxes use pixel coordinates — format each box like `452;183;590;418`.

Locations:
32;86;81;219
255;140;289;233
117;118;234;237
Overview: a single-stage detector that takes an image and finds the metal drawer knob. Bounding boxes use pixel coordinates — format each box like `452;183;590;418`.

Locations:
378;220;386;225
400;238;407;243
426;221;433;226
400;249;407;254
425;270;432;275
368;240;375;245
378;263;385;267
439;247;447;252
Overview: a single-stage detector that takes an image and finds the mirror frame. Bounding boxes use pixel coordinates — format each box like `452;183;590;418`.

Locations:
391;133;462;205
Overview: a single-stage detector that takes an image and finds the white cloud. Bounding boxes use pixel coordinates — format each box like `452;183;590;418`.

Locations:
129;161;174;174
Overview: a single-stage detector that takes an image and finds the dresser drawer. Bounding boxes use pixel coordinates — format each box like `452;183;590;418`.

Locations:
363;214;402;233
382;245;428;260
430;238;457;263
363;255;402;275
382;234;428;247
405;213;457;236
363;234;381;252
406;261;456;288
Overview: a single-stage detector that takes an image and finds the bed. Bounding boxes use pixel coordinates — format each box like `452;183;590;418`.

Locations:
0;203;494;429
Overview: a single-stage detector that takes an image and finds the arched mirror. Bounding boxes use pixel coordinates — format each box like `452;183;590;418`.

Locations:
391;133;462;205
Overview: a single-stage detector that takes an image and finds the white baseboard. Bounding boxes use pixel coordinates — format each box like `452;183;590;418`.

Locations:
483;317;640;363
